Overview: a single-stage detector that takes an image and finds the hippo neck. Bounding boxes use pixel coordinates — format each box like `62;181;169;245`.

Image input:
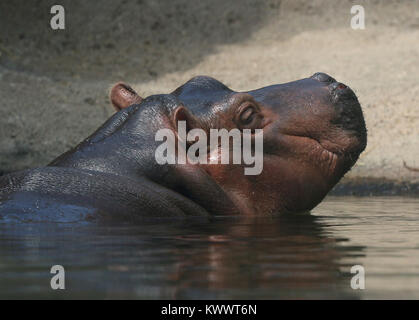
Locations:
49;103;158;177
49;102;239;216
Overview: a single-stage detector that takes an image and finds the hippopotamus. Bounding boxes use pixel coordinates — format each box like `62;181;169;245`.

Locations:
0;73;367;222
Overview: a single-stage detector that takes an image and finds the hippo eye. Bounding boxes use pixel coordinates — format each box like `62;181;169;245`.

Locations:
240;107;255;124
235;103;261;129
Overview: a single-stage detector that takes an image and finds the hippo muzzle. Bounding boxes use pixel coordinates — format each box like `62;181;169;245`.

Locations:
243;72;367;213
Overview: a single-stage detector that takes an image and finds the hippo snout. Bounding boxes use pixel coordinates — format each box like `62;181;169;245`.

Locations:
311;72;350;97
310;72;366;138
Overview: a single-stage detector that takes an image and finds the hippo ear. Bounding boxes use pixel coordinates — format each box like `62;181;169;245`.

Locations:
110;82;143;111
172;106;203;135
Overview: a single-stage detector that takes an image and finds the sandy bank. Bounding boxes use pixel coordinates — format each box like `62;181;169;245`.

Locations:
0;0;418;193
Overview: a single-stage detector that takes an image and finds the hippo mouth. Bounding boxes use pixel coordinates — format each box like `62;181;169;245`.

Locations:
284;129;365;180
278;110;366;179
281;134;339;169
305;135;347;173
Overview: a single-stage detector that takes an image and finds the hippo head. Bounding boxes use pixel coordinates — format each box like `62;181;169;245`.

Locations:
165;74;366;214
57;74;366;216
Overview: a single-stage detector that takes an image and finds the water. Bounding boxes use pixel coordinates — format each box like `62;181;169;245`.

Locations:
0;196;418;299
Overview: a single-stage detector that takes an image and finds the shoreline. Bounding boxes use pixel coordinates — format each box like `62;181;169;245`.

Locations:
0;169;417;196
330;177;419;197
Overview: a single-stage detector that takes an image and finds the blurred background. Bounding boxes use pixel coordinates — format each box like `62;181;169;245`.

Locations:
0;0;418;193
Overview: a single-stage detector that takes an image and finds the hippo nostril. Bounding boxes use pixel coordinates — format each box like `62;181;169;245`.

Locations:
311;72;336;83
329;82;348;92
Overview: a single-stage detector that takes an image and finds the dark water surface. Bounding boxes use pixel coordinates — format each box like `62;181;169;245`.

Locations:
0;196;418;299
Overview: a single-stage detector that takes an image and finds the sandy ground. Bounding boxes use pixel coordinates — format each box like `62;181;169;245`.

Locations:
0;0;418;190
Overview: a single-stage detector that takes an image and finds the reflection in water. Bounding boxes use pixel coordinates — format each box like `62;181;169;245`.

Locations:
167;215;361;299
0;196;418;299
